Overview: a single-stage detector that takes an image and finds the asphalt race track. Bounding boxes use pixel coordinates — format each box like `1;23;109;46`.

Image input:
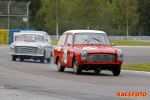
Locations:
0;46;150;100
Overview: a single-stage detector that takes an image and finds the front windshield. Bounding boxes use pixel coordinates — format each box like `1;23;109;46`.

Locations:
74;33;110;45
16;34;44;42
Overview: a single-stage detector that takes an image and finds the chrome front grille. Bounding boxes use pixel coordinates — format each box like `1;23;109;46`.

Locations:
15;46;37;54
87;54;116;62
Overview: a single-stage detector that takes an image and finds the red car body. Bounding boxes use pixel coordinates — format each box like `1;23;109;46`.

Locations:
54;30;124;76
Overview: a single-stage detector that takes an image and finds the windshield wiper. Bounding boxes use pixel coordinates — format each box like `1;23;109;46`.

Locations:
92;37;102;42
81;38;91;44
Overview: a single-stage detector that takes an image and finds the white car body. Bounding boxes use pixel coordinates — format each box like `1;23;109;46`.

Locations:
9;31;53;63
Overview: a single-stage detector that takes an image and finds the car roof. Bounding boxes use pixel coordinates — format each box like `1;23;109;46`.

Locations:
19;31;47;35
64;30;106;34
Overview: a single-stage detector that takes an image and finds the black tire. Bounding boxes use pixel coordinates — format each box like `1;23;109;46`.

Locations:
40;51;45;63
20;56;24;61
57;58;65;72
94;69;101;74
73;57;82;74
12;56;16;61
112;66;121;76
40;57;44;63
47;58;50;63
47;52;52;63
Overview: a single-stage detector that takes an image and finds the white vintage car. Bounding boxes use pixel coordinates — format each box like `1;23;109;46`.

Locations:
9;31;53;63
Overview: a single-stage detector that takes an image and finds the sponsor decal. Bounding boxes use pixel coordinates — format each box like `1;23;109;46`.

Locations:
26;35;34;40
83;46;97;50
117;92;147;98
63;49;67;64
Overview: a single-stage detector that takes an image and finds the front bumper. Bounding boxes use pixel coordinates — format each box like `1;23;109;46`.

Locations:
9;53;44;57
82;62;122;66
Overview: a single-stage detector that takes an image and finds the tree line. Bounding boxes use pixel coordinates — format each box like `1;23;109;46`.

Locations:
1;0;150;36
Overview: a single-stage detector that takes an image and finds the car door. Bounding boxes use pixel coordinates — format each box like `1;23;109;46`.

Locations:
62;34;73;67
56;34;67;67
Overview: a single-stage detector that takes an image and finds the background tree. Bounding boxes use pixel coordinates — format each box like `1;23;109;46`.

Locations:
112;0;138;37
1;0;150;36
70;0;103;30
96;0;114;35
137;0;150;36
40;0;68;36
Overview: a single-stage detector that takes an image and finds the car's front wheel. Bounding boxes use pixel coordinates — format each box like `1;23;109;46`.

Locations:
57;58;65;72
112;66;121;76
73;57;82;74
40;51;45;63
12;55;16;61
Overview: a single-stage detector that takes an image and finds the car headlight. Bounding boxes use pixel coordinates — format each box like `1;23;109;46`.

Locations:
37;45;42;53
117;50;124;62
81;50;87;61
10;44;15;49
10;44;15;53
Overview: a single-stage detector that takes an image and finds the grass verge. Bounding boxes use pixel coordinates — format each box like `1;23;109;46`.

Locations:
51;39;58;45
110;40;150;46
122;63;150;72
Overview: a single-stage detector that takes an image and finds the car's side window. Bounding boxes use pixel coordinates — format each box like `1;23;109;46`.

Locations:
44;34;49;43
58;34;67;45
65;34;73;46
47;35;52;43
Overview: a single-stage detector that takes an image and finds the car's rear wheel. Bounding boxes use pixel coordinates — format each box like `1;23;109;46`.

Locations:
12;56;16;61
57;58;65;72
40;51;45;63
47;52;52;63
112;66;121;76
73;57;82;74
94;69;101;74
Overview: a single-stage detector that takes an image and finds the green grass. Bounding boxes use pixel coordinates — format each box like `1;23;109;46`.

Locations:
122;63;150;72
51;39;58;45
110;40;150;46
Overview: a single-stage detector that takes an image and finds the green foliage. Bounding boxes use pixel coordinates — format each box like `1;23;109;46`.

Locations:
33;7;48;32
70;0;103;29
96;0;115;35
39;0;69;35
51;38;58;45
112;0;139;36
138;0;150;36
1;0;150;36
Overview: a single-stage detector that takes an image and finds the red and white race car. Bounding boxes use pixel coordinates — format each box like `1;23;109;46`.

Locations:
53;30;124;76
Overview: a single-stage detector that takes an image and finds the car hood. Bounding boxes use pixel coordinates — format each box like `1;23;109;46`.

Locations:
13;42;44;47
75;45;116;54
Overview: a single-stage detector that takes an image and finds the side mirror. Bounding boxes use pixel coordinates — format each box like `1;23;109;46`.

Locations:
67;43;71;46
45;38;48;42
111;43;115;46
